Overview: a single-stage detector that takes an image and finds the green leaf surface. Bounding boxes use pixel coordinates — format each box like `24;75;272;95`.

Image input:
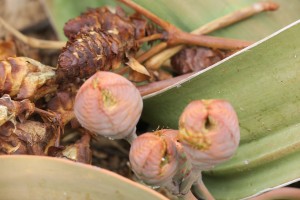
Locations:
0;155;167;200
143;20;300;199
43;0;300;41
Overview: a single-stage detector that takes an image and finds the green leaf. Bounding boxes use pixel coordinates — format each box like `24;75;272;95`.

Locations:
44;0;300;41
0;155;167;200
142;20;300;199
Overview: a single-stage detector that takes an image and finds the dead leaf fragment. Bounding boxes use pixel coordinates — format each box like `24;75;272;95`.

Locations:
126;56;150;76
0;39;16;60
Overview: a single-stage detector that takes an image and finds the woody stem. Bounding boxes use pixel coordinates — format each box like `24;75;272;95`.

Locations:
0;17;65;49
168;31;252;49
137;42;168;63
191;178;215;200
145;1;278;69
118;0;171;30
137;33;164;44
137;72;194;96
119;0;252;51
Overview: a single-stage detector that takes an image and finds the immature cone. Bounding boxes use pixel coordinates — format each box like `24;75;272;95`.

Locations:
74;71;143;140
129;129;179;186
178;99;240;170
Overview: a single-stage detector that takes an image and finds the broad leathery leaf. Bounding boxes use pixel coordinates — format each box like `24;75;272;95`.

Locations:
0;155;167;200
43;0;300;41
142;20;300;199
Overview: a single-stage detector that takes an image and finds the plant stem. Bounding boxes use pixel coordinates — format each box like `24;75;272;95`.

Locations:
137;42;168;63
192;2;278;35
34;107;56;118
118;0;172;31
250;187;300;200
137;33;164;44
192;178;215;200
145;1;279;70
137;72;194;96
114;66;130;75
180;191;198;200
168;31;252;49
0;17;65;49
124;128;138;144
179;167;201;196
179;167;215;200
119;0;252;51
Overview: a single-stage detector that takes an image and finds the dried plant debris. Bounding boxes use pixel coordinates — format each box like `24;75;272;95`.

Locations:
0;39;16;60
0;94;34;126
0;57;57;100
170;47;231;75
0;120;57;155
0;95;59;155
91;137;132;178
48;132;92;164
47;91;76;126
58;6;157;80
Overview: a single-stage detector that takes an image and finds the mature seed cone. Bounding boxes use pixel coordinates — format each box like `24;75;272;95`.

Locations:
171;47;227;75
59;6;158;80
58;27;138;79
64;7;147;41
0;57;57;100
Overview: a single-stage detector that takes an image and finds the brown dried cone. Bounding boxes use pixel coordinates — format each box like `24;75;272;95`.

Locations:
129;129;182;194
63;7;149;41
170;47;228;75
59;6;158;81
58;28;135;80
0;57;57;100
74;71;143;143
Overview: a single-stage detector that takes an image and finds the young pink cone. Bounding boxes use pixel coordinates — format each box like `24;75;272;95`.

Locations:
129;129;180;189
74;71;143;142
177;100;240;200
179;99;240;170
